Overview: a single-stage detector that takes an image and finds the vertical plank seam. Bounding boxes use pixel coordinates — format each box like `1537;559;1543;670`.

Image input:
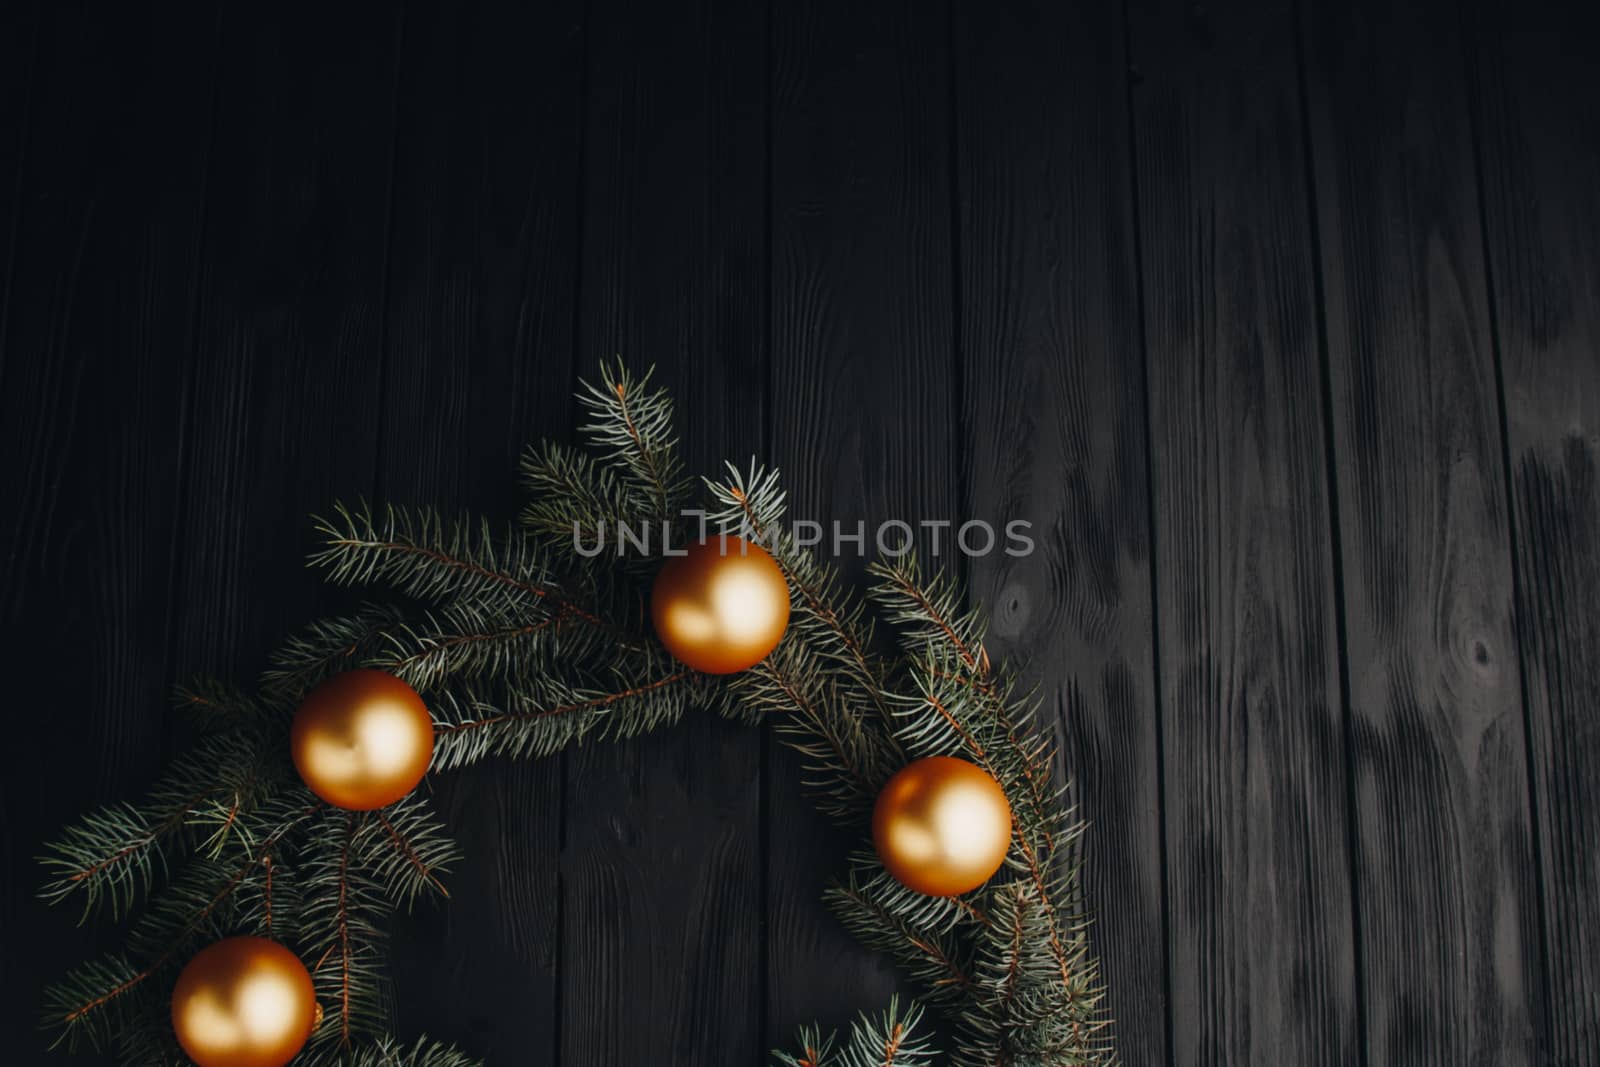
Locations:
1289;1;1370;1061
945;0;971;600
157;0;229;759
558;0;596;1059
0;0;43;395
368;0;412;504
1457;5;1556;1056
1117;2;1175;1063
759;0;776;1050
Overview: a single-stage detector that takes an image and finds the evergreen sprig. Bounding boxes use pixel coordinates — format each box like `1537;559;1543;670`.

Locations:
773;998;936;1067
577;361;692;521
39;359;1111;1066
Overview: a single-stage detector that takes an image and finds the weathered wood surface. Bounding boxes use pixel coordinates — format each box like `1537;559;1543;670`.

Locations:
1127;0;1358;1061
566;0;767;1062
952;0;1165;1061
0;5;217;1064
2;1;1594;1063
378;0;583;1058
1472;2;1600;1061
1304;0;1543;1060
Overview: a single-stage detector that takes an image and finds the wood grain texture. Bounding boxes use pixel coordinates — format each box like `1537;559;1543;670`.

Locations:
0;0;38;379
564;0;767;1061
171;0;402;680
767;0;959;1041
0;2;216;1061
1470;4;1600;1061
1302;0;1544;1061
1127;0;1359;1061
951;0;1165;1061
4;4;1600;1065
376;0;584;1059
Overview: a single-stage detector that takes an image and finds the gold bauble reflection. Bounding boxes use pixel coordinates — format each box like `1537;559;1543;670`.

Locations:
171;936;317;1067
651;537;791;674
872;756;1013;897
290;669;435;810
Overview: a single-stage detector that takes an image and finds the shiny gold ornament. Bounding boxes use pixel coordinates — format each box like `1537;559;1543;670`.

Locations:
872;756;1013;897
290;669;434;810
170;936;318;1067
651;536;790;674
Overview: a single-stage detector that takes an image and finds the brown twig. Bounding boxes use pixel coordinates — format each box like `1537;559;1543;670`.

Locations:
613;378;673;514
63;790;209;887
880;1021;905;1066
758;660;881;804
833;884;974;992
883;569;983;673
376;813;449;898
383;616;565;679
336;814;354;1047
324;534;608;629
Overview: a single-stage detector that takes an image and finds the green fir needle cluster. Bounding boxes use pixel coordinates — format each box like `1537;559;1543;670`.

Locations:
40;361;1114;1066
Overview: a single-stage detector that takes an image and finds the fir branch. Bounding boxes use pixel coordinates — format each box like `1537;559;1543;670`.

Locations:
38;801;186;921
41;955;148;1053
427;660;706;770
262;607;406;700
263;604;410;701
337;815;355;1047
109;1004;190;1066
774;1025;835;1067
359;794;459;907
706;462;906;760
39;728;275;920
172;677;275;733
578;360;690;519
519;440;633;547
311;502;606;631
381;607;570;693
736;638;895;820
43;800;317;1051
874;557;1064;860
301;811;394;1052
775;998;936;1067
40;365;1116;1067
300;1036;485;1067
826;860;976;999
868;560;987;671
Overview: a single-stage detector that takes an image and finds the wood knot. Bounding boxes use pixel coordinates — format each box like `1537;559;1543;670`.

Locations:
992;582;1030;638
1464;635;1499;683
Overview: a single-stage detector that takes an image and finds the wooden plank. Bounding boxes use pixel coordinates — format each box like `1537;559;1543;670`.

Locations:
951;0;1166;1060
171;0;402;677
0;0;38;372
376;0;584;1058
1126;0;1359;1061
767;0;958;1043
168;9;403;1056
1302;0;1545;1061
564;0;767;1060
1470;6;1600;1061
0;2;216;1061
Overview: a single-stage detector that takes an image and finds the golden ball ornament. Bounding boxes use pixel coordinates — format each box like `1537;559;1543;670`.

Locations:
290;669;435;810
170;936;318;1067
651;536;791;674
872;756;1013;897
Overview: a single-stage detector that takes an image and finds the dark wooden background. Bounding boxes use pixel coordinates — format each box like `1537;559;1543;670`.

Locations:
1;0;1596;1063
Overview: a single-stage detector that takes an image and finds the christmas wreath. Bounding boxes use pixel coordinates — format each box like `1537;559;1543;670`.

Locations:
41;363;1113;1067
